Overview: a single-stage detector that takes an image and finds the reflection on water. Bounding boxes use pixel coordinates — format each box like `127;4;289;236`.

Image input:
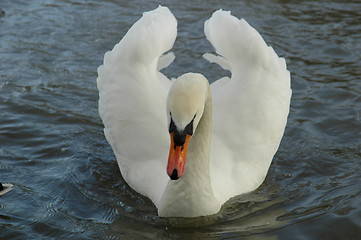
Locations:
0;0;360;239
108;187;288;240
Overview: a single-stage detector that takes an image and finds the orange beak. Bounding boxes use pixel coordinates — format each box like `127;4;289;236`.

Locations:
167;132;191;180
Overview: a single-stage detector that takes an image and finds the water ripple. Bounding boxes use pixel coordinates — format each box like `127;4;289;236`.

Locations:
0;0;360;239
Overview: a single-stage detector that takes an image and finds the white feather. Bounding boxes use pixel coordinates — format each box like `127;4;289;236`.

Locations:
97;6;291;216
97;6;176;205
205;10;291;202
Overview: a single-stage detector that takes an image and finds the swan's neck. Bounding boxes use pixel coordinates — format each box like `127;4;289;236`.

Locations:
158;89;221;217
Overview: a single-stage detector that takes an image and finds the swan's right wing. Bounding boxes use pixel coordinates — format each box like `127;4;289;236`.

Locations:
204;10;291;202
97;6;176;206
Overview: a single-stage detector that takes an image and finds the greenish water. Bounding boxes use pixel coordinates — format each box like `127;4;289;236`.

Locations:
0;0;360;239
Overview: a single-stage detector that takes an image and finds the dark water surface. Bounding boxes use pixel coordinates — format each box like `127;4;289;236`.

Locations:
1;0;360;239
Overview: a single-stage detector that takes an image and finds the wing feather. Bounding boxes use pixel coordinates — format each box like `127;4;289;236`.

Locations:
204;10;292;202
97;6;176;205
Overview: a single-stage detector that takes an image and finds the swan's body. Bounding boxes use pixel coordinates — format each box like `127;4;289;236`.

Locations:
97;6;291;217
0;183;13;196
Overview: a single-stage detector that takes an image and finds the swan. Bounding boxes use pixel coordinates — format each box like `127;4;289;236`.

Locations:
97;6;291;217
0;182;13;196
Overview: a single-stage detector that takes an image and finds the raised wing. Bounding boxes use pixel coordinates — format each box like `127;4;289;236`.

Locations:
97;6;176;206
204;10;292;202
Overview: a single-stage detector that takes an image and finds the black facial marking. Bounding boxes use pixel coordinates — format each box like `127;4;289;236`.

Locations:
169;114;196;147
169;116;177;134
184;115;196;136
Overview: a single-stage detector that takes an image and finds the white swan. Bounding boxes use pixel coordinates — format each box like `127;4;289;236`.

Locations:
97;6;291;217
0;182;13;196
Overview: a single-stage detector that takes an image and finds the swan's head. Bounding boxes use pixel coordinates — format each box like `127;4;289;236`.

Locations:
166;73;209;180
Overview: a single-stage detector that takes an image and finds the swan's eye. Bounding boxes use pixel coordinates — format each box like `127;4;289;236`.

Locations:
169;117;177;133
168;114;196;135
184;115;196;136
168;115;195;147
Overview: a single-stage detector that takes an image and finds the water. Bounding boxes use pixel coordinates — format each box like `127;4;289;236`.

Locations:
0;0;360;239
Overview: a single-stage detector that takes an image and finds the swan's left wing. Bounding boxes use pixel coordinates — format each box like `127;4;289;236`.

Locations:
97;6;176;206
204;10;292;202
